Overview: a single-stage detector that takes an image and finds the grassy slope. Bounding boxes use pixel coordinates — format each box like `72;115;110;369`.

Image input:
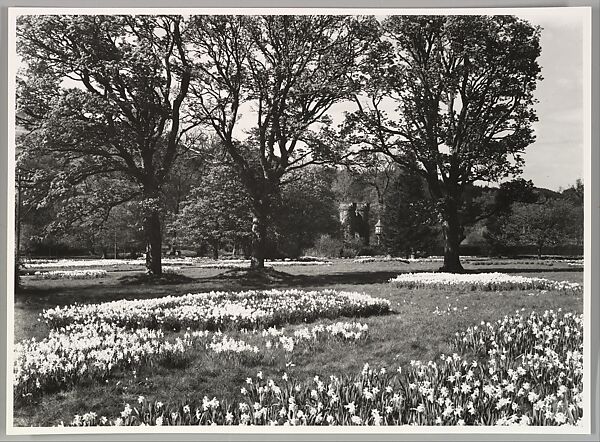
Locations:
12;259;584;426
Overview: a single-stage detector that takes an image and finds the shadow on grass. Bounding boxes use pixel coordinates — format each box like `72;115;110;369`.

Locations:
14;265;582;308
214;267;296;283
291;271;400;287
117;273;195;285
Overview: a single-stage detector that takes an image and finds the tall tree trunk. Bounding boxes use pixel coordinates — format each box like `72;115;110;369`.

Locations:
439;199;464;273
250;211;268;269
212;240;219;260
142;184;162;275
144;209;162;275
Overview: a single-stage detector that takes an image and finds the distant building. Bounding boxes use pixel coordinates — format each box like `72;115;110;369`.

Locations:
339;202;370;245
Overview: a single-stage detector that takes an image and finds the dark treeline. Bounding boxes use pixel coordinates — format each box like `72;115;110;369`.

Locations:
18;157;584;261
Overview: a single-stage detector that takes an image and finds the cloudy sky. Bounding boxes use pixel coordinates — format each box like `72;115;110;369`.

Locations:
515;8;587;191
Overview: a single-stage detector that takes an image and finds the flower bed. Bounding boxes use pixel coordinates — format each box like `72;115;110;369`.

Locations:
41;289;391;332
67;309;583;427
194;259;332;269
210;322;369;358
14;321;370;399
353;256;410;263
23;258;196;269
14;323;191;399
32;269;108;280
389;272;582;293
23;259;144;269
22;257;332;270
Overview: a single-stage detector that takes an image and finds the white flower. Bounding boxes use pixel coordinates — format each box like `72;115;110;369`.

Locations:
344;402;356;415
554;412;567;425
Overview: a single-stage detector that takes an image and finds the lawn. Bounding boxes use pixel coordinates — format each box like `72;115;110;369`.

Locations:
12;258;584;426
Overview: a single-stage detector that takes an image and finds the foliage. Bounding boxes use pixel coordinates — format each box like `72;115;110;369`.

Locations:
486;197;583;258
174;162;252;259
271;167;341;257
382;170;440;257
560;179;584;207
305;235;346;258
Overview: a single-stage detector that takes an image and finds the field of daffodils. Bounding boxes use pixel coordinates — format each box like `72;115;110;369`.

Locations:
13;269;584;427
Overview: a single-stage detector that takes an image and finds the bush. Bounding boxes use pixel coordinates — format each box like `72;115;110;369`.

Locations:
339;238;364;258
305;235;344;258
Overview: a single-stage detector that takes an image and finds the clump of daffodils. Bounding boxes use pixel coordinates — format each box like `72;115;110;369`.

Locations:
32;269;108;280
41;289;391;331
16;288;381;400
389;272;581;293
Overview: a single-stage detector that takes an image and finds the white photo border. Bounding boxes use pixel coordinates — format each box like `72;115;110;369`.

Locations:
2;3;597;440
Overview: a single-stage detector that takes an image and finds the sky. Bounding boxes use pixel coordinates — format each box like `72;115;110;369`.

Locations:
510;8;586;191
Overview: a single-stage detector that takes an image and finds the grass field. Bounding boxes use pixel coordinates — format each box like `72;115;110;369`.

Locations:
12;258;584;426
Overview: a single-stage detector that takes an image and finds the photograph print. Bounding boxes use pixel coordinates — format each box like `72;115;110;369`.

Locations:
6;6;591;433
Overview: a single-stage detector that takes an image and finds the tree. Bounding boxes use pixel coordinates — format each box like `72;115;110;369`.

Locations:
187;15;373;268
175;162;252;259
271;166;341;257
492;198;582;258
344;15;542;272
561;179;584;207
382;170;441;257
16;15;195;275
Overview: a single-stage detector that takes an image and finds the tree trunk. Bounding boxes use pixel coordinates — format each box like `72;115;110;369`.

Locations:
439;200;464;273
212;240;219;260
144;209;162;275
250;212;267;269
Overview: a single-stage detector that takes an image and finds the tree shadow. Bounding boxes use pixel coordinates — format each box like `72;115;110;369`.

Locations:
117;273;195;285
14;265;583;308
290;271;401;287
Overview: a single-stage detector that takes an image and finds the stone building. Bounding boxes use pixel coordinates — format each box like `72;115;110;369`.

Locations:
339;202;371;245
